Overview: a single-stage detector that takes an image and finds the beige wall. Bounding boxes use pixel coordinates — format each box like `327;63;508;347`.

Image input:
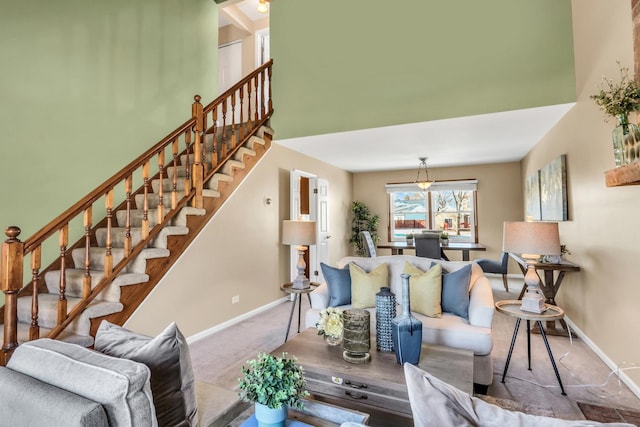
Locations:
522;0;640;390
352;162;522;268
125;144;352;337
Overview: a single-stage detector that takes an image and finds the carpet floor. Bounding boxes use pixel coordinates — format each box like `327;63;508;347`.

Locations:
189;275;640;424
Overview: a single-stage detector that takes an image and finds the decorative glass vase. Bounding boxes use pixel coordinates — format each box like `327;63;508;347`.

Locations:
254;402;287;427
391;274;422;365
342;309;371;363
325;333;343;346
612;114;640;166
375;287;396;352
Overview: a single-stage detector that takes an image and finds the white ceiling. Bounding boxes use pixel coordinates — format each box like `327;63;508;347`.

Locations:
217;1;575;173
276;103;575;172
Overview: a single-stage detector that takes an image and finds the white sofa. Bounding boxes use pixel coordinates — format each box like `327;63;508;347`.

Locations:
304;255;495;389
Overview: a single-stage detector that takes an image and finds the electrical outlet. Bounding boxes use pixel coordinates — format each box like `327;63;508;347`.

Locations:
232;295;240;304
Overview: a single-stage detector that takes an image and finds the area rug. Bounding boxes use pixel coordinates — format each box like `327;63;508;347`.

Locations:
475;394;555;417
577;401;640;425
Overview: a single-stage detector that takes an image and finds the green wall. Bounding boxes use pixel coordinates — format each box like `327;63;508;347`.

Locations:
270;0;575;139
0;0;218;242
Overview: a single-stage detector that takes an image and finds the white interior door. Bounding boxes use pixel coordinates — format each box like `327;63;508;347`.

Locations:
218;41;242;124
313;177;330;283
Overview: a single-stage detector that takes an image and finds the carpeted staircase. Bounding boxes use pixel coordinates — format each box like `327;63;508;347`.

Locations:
3;125;273;348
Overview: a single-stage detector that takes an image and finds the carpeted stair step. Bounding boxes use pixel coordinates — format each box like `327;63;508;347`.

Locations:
234;146;256;161
115;208;166;228
0;322;95;347
71;247;169;274
172;206;206;227
16;294;123;336
222;159;245;176
96;227;145;248
207;172;233;191
152;225;190;249
135;192;186;210
246;135;266;151
44;268;149;303
257;125;274;139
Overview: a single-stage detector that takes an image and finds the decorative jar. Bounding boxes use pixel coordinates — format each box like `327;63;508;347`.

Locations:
342;309;371;363
375;287;396;352
612;114;640;165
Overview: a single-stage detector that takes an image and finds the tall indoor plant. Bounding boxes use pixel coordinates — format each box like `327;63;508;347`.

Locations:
590;62;640;166
349;201;380;256
238;352;309;426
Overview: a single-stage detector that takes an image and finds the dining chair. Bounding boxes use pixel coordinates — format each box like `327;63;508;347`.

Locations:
414;233;442;259
476;251;510;292
359;231;377;257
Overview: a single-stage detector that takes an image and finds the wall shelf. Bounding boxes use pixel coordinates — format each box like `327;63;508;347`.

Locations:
605;162;640;187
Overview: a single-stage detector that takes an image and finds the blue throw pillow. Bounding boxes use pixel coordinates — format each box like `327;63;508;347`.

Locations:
321;263;352;307
434;263;472;319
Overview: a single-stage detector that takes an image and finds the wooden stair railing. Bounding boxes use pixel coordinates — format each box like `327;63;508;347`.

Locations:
0;60;273;365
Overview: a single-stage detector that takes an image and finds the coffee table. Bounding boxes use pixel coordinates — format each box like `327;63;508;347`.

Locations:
272;328;473;425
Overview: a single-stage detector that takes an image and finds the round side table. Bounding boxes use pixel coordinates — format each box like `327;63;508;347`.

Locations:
495;300;567;395
281;282;319;342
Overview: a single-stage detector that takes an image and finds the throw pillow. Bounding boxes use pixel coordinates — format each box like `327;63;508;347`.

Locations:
95;321;198;427
349;262;388;309
439;263;472;319
402;261;442;318
320;262;352;306
404;363;631;427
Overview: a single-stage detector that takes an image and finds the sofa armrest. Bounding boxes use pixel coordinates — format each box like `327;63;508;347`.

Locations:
309;283;330;309
468;277;494;328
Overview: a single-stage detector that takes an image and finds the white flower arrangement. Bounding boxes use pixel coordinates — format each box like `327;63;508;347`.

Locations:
315;307;343;339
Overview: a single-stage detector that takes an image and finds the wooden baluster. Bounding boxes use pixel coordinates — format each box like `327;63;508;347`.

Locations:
57;225;69;325
29;246;41;340
83;207;92;298
254;75;260;124
239;86;245;141
192;95;204;208
1;226;23;365
184;130;192;195
267;64;273;115
247;80;254;130
221;100;228;158
230;92;237;150
211;106;219;168
104;191;114;276
157;150;165;225
172;139;179;209
124;177;132;256
260;70;266;119
142;161;150;239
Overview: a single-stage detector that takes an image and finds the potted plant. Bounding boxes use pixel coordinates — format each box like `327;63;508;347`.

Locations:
405;233;414;243
590;62;640;165
316;307;344;345
440;231;449;244
349;201;380;256
238;352;309;426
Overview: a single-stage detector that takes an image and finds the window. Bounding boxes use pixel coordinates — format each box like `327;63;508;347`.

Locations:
386;180;478;242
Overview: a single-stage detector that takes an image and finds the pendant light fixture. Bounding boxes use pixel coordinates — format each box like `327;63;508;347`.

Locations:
414;157;434;190
257;0;270;13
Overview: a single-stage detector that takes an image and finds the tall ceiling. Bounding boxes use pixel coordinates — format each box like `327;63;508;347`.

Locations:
220;0;577;171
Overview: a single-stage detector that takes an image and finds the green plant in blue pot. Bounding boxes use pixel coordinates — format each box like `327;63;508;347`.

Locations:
238;352;309;427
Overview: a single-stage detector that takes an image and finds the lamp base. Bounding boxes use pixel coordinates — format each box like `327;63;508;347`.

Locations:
291;277;310;290
520;289;547;313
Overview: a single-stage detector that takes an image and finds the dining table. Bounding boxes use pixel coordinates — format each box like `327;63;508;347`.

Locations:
376;241;486;261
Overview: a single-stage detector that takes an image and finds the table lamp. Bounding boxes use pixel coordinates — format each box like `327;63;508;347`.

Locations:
282;220;317;289
502;221;560;313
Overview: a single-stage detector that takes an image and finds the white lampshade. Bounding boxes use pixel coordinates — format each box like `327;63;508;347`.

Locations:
282;220;316;246
502;221;560;257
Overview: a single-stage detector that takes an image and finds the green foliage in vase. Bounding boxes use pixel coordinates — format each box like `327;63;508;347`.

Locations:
349;201;380;256
590;62;640;121
238;352;309;409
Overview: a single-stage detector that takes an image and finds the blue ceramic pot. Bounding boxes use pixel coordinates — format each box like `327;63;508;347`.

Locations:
254;402;287;427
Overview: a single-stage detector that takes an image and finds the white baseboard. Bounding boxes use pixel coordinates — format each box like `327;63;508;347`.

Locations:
564;315;640;400
186;297;289;345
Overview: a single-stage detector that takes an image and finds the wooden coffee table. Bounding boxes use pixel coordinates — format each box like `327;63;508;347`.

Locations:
272;328;473;426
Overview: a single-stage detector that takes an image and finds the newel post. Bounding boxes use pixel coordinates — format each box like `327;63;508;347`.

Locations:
1;226;24;365
191;94;204;209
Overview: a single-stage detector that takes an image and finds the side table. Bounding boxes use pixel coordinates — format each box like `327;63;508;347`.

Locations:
281;282;319;342
495;300;567;395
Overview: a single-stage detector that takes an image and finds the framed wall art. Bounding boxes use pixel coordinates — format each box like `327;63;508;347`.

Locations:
539;155;568;221
524;171;541;221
